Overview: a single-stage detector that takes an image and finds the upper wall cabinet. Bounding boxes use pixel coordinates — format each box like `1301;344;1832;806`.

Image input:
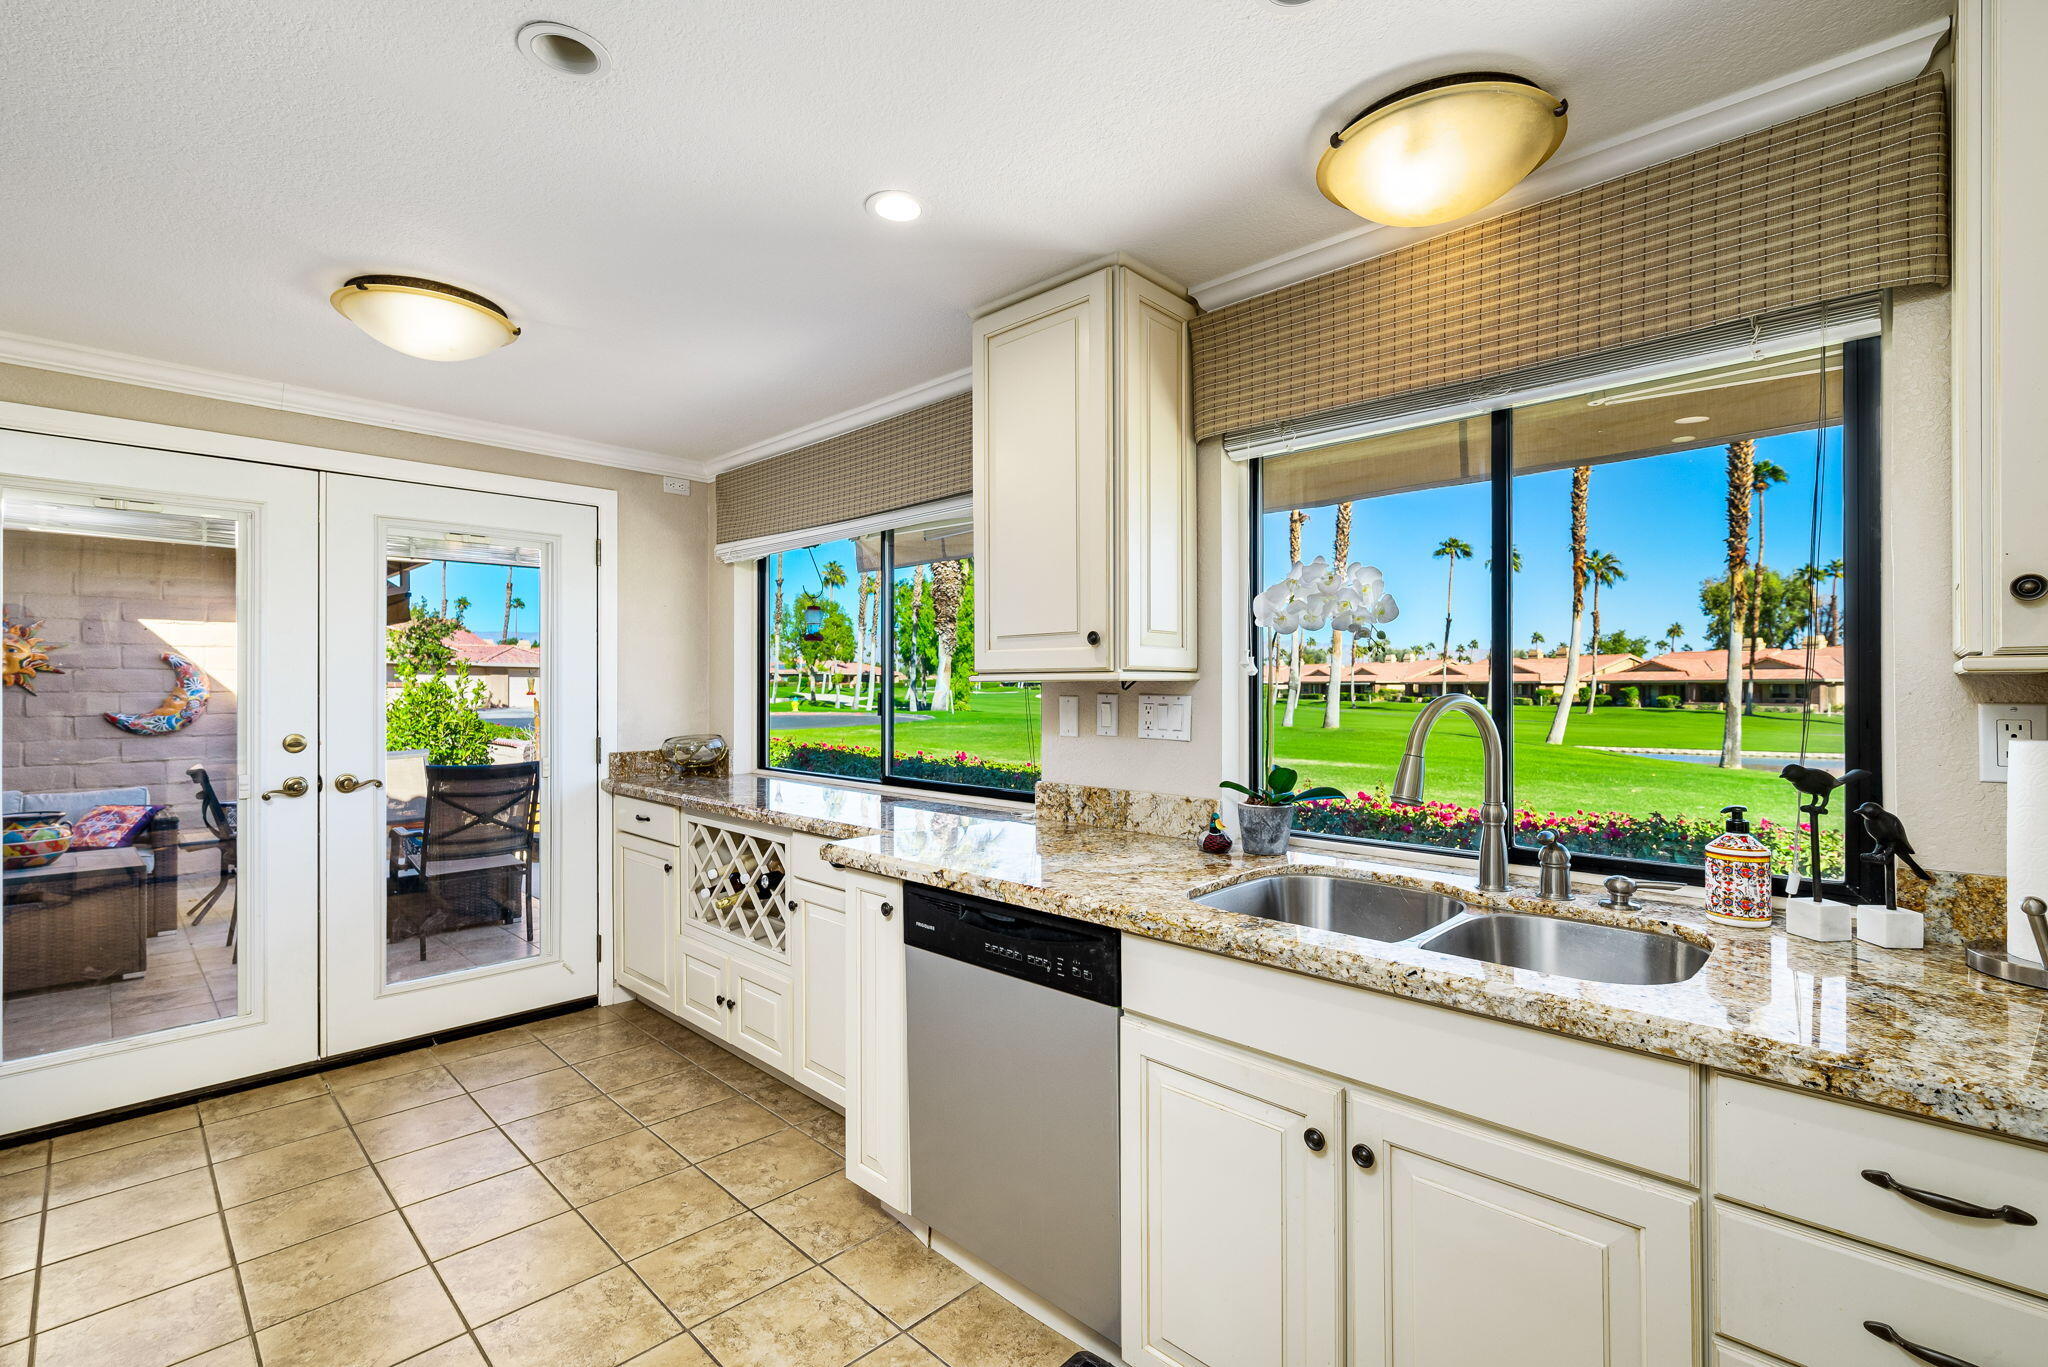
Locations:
972;261;1198;679
1955;0;2048;671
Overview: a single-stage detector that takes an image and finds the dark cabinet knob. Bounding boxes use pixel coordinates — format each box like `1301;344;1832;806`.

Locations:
880;901;894;919
715;995;726;1008
1351;1143;1376;1170
1086;630;1101;646
2013;573;2048;602
663;863;673;874
1303;1128;1326;1153
725;997;736;1011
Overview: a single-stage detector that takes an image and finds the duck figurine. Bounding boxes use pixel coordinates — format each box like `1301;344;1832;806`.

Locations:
1200;812;1233;855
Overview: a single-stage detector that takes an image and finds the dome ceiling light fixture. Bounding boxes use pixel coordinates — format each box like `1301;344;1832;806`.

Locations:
1316;72;1568;227
329;276;521;362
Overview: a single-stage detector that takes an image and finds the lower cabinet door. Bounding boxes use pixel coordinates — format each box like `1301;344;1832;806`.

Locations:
792;879;849;1105
611;833;678;1008
1121;1017;1345;1367
676;937;729;1037
845;873;910;1212
729;954;794;1074
1348;1092;1698;1367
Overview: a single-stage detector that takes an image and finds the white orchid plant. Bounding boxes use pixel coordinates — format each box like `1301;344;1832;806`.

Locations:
1234;557;1401;802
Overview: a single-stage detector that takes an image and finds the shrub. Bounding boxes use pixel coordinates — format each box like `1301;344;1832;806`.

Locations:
766;737;1038;792
386;611;499;764
1536;689;1558;705
1512;696;1532;706
1616;686;1640;707
1642;694;1671;709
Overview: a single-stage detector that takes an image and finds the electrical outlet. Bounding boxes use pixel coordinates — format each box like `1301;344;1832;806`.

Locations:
1137;694;1193;741
1095;693;1118;736
1057;694;1079;738
661;476;694;495
1979;703;2048;781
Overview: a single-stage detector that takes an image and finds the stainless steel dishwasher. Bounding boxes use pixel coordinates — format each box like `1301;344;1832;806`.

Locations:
903;883;1121;1343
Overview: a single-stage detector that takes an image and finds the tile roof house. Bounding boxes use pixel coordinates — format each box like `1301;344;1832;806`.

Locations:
1609;647;1845;708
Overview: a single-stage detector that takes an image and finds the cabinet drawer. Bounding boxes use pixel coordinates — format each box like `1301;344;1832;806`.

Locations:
1715;1207;2048;1367
614;796;680;843
788;835;842;889
1714;1078;2048;1295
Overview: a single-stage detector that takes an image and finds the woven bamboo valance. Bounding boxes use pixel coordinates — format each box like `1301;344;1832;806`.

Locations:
714;391;971;547
1190;72;1947;441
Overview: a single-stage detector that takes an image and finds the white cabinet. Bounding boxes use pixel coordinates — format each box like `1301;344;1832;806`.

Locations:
791;878;849;1105
672;927;795;1073
1121;1018;1345;1367
1348;1093;1697;1367
972;260;1197;679
611;832;677;1009
844;870;911;1211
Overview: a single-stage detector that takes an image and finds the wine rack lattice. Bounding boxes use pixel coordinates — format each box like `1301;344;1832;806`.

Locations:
686;821;789;956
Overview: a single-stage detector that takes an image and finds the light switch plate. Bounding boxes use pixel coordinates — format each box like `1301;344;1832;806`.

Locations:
1138;694;1192;741
1057;694;1079;738
1095;693;1118;736
1979;702;2048;781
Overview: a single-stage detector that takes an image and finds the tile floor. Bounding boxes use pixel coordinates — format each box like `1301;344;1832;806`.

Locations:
0;999;1085;1367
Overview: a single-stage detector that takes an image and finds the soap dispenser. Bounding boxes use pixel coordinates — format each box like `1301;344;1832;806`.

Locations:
1703;804;1773;928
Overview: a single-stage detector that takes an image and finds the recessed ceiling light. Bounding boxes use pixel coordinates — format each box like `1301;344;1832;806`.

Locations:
1674;415;1710;424
517;21;610;78
865;190;923;222
330;276;520;362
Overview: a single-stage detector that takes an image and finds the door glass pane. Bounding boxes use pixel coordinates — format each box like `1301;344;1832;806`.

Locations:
1509;345;1846;874
2;495;242;1060
764;535;884;781
1257;417;1495;849
382;532;544;985
887;520;1040;793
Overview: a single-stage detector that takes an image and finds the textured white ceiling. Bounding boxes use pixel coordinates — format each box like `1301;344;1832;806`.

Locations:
0;0;1945;467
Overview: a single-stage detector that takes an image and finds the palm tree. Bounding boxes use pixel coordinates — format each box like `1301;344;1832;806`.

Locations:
501;569;517;642
928;559;963;711
1545;466;1591;744
1283;509;1308;726
1665;622;1688;654
1792;563;1827;651
1529;630;1545;655
1432;537;1473;694
502;596;526;644
1323;503;1353;729
1824;557;1845;645
772;553;788;708
1744;459;1789;711
1720;439;1755;767
903;565;927;711
854;573;876;712
1583;550;1626;713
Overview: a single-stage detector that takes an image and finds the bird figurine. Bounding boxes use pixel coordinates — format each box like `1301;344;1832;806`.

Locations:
1853;801;1930;910
1200;812;1233;855
1777;764;1869;900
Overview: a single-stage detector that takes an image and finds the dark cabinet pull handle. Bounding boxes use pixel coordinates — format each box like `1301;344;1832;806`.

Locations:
1864;1320;1983;1367
663;863;673;873
1351;1143;1376;1170
1303;1128;1326;1153
1861;1170;2038;1226
880;901;894;919
634;813;651;821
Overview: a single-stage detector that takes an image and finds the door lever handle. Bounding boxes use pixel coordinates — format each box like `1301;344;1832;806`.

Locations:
333;774;384;794
260;777;310;801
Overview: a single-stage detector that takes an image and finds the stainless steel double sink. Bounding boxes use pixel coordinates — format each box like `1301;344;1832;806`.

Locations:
1190;874;1709;986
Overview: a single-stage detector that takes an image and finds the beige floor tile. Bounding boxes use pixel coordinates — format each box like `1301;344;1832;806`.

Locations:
238;1209;425;1329
598;1000;663;1026
473;1265;682;1367
0;1142;47;1178
909;1286;1078;1367
524;1006;607;1039
0;1172;41;1223
824;1227;977;1329
441;1040;561;1091
201;1095;347;1163
631;1212;810;1325
375;1128;526;1205
1;1269;29;1345
46;1129;207;1207
760;1175;897;1261
334;1065;465;1123
472;1065;601;1123
254;1266;464;1367
29;1266;247;1367
35;1214;231;1330
624;1335;715;1367
404;1166;567;1258
581;1168;745;1260
693;1052;779;1092
748;1082;840;1130
652;1096;786;1163
805;1116;848;1156
538;1128;690;1206
695;1266;893;1367
196;1075;327;1125
0;1215;36;1281
172;1338;259;1367
223;1166;393;1261
435;1210;618;1324
397;1335;489;1365
212;1128;368;1208
699;1128;840;1208
49;1105;198;1163
854;1338;945;1367
430;1023;537;1063
574;1043;689;1094
353;1095;492;1161
321;1047;442;1092
501;1095;639;1162
611;1068;735;1125
548;1021;654;1065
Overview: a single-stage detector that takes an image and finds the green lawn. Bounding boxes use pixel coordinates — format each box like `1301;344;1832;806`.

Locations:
772;686;1841;825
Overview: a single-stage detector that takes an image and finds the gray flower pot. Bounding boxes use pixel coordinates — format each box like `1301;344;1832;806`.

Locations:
1236;801;1294;856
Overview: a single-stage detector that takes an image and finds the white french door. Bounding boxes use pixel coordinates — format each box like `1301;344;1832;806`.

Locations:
0;433;603;1134
319;474;599;1054
0;436;322;1132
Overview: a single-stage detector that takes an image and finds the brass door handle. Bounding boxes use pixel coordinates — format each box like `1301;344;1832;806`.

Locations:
261;777;310;801
334;774;384;794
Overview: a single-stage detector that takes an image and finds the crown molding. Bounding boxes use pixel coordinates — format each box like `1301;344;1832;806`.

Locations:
1191;17;1953;310
703;367;973;476
0;329;711;481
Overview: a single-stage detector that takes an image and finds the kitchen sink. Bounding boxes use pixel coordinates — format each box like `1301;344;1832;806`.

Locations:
1417;913;1709;986
1190;875;1466;943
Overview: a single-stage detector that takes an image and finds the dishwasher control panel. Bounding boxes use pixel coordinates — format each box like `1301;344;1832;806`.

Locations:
902;885;1120;1007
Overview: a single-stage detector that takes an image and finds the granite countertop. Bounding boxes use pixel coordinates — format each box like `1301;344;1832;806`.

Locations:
607;771;2048;1147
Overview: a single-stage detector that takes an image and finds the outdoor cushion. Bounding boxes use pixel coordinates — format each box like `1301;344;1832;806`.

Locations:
5;786;152;823
71;803;167;850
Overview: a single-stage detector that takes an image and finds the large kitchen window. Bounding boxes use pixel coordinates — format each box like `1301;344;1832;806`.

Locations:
759;513;1041;797
1252;337;1880;898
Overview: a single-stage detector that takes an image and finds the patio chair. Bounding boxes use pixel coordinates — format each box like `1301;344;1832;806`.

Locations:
388;761;539;960
185;764;238;953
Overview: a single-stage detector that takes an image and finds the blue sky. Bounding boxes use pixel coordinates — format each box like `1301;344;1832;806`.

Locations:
1261;429;1844;655
407;560;542;640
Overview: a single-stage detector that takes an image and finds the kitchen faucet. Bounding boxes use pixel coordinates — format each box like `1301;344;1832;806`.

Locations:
1389;693;1510;895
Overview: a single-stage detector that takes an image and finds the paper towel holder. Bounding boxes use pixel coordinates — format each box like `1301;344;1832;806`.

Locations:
1966;896;2048;989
